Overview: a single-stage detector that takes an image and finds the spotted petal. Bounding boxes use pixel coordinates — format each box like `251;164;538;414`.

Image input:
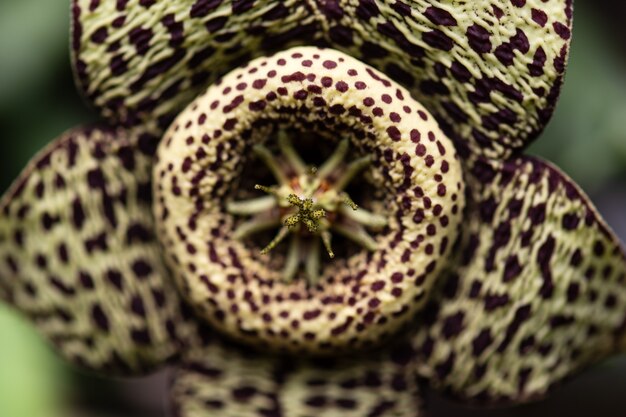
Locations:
71;0;318;130
411;155;626;404
72;0;572;161
323;0;573;162
171;340;423;417
0;126;197;375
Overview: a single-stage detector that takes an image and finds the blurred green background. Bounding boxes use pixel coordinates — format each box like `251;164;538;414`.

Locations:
0;1;625;416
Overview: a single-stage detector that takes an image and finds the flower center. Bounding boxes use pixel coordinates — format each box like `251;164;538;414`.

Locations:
153;47;466;354
227;131;387;284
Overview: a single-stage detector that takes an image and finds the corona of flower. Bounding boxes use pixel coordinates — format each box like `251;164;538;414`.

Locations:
0;1;625;416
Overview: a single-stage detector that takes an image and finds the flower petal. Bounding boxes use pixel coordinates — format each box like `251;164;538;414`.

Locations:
171;340;423;417
0;126;196;375
72;1;571;160
319;1;573;161
411;155;626;404
71;0;318;129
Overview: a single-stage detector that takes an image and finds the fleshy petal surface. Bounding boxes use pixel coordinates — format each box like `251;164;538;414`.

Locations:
0;126;196;375
411;155;626;404
315;0;573;161
171;339;423;417
71;0;317;129
73;0;572;160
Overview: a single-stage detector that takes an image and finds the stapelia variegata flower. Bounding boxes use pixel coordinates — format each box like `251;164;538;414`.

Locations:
1;1;625;415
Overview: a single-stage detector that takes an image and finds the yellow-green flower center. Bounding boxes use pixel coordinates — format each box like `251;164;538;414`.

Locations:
227;131;387;284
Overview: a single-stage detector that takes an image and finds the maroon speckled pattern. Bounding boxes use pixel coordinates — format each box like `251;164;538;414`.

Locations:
71;0;573;163
154;46;465;354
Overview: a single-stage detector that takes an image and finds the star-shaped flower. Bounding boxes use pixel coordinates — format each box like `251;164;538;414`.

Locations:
1;1;625;416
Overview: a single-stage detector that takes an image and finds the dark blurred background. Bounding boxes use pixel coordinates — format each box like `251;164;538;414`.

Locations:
0;1;625;416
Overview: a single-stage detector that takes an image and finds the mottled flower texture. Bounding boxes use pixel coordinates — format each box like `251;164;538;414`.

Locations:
0;1;625;416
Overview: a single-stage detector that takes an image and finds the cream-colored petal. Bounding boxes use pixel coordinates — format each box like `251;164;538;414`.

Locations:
315;0;573;162
73;0;572;161
171;339;423;417
411;155;626;404
0;126;196;375
71;0;317;129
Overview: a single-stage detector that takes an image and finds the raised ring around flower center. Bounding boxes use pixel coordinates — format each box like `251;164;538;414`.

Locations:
153;46;465;355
